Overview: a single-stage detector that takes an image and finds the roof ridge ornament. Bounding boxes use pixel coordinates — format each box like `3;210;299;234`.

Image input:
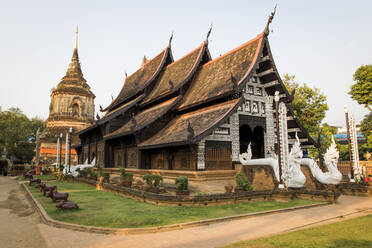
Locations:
264;4;277;36
168;31;174;47
75;25;79;49
230;72;237;91
205;23;213;43
187;121;195;142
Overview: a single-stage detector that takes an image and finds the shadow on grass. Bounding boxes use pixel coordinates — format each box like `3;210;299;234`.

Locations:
330;239;372;248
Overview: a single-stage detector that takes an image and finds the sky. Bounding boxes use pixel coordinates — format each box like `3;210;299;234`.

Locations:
0;0;371;127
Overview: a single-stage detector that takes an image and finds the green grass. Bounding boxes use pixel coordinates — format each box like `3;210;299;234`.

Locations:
20;175;55;181
223;214;372;248
27;181;321;229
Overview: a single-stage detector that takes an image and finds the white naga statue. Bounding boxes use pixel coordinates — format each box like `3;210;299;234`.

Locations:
238;134;306;188
301;137;342;185
63;157;96;177
284;134;306;188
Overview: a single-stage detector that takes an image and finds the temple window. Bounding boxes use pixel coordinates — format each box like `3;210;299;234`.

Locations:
72;103;80;116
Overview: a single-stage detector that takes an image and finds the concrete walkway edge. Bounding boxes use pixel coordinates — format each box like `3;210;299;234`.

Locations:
21;182;331;235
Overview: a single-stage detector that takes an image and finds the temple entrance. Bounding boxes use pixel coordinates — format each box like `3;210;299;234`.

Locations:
239;124;265;159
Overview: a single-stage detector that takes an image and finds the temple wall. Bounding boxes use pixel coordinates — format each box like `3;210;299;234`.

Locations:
264;96;275;157
50;93;94;121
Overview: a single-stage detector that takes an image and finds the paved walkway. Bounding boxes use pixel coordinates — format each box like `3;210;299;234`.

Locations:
1;176;372;248
0;176;46;248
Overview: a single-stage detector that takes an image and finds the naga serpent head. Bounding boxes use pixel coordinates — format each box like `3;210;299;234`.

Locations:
290;133;303;160
324;136;339;164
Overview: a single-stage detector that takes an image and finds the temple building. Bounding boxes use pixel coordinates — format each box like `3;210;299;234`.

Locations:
39;29;95;165
77;17;316;175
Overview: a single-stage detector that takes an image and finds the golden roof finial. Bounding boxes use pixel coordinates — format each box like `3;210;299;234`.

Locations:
75;26;79;49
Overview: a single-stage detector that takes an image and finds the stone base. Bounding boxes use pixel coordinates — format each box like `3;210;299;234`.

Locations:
70;178;339;206
337;182;371;197
100;168;237;194
300;165;325;190
235;164;278;191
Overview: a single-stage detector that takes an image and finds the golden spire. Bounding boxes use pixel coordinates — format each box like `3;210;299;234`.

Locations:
75;26;79;49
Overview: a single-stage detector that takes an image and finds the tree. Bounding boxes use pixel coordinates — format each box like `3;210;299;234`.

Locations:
313;123;338;168
349;65;372;111
360;113;372;148
283;74;329;135
0;108;45;163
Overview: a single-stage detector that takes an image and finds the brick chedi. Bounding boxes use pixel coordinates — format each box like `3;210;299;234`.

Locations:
39;28;95;165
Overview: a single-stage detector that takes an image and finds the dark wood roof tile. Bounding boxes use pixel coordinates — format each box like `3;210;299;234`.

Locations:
142;43;206;105
104;48;169;111
139;98;241;148
104;96;179;139
178;34;263;111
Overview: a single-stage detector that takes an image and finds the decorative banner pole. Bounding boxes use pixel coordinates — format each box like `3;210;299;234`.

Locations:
350;114;361;181
56;136;60;167
65;132;69;168
279;101;290;186
344;106;354;182
68;127;73;173
274;91;284;188
59;133;63;168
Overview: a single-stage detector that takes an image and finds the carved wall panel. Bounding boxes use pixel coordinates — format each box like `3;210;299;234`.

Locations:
126;147;138;168
113;147;124;168
172;148;195;170
205;141;232;170
150;151;167;169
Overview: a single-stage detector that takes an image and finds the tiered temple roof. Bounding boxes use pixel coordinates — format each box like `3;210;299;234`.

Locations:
79;26;317;149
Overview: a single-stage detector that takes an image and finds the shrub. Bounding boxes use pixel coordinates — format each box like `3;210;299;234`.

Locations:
235;173;253;191
175;176;188;191
103;172;110;183
142;174;163;187
90;172;98;180
120;168;133;183
98;166;103;177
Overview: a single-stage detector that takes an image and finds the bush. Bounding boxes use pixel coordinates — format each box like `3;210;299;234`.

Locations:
90;172;98;180
103;172;110;183
235;173;253;191
175;176;188;191
98;166;103;177
120;168;133;183
142;174;163;187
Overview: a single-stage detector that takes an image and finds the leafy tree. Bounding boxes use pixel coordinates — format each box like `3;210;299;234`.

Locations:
311;123;338;167
283;74;330;165
0;108;45;163
283;74;329;135
349;65;372;111
360;113;372;148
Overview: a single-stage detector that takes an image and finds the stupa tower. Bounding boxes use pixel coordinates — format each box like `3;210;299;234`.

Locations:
39;27;95;165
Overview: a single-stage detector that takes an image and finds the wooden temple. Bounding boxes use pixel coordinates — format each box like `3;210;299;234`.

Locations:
77;18;316;176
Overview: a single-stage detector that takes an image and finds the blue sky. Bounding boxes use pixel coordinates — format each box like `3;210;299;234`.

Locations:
0;0;371;127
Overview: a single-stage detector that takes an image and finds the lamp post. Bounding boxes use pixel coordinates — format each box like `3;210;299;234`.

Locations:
59;133;63;170
344;106;354;182
68;127;73;173
274;91;284;188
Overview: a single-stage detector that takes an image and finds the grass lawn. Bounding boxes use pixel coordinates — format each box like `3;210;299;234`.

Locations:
27;181;321;229
223;214;372;248
20;175;55;181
